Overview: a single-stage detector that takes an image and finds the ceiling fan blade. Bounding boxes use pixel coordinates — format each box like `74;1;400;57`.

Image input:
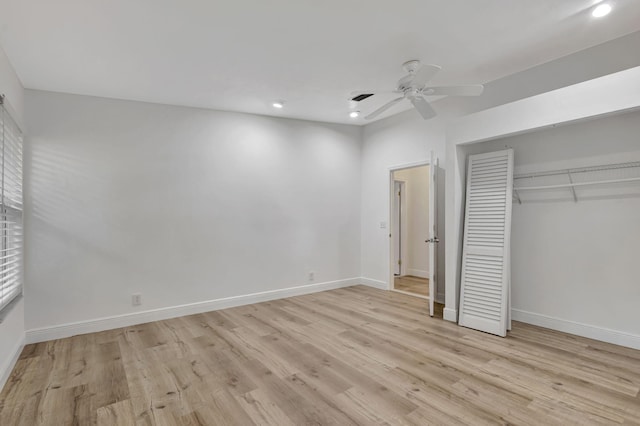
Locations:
365;97;405;120
423;85;484;97
410;96;437;120
411;64;441;87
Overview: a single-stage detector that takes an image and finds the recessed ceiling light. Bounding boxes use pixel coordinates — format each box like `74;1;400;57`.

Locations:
592;3;612;17
272;101;284;109
349;111;360;118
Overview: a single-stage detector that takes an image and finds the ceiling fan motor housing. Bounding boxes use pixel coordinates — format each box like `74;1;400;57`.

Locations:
397;75;415;91
402;60;422;74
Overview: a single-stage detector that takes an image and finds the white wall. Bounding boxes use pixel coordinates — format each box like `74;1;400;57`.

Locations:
362;31;640;319
393;166;430;278
0;48;23;127
24;90;362;334
461;110;640;343
360;111;447;291
446;65;640;325
9;30;640;356
438;31;640;117
0;44;25;390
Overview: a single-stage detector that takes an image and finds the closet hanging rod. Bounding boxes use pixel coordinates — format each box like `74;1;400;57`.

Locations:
515;176;640;191
514;161;640;180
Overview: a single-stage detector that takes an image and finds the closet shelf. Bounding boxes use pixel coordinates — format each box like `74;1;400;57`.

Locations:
515;176;640;191
512;161;640;204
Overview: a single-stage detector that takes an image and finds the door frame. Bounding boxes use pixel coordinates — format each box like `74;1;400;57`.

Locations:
387;160;432;296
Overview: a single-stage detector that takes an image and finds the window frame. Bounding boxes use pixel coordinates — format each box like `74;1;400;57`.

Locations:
0;94;23;316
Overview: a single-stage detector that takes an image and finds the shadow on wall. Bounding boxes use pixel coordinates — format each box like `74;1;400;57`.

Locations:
26;139;160;305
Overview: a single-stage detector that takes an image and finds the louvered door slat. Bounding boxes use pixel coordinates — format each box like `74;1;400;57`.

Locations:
458;149;514;337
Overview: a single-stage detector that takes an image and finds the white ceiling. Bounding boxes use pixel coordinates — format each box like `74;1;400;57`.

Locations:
1;0;639;125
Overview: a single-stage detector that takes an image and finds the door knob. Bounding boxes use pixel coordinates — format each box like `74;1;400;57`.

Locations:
425;237;440;243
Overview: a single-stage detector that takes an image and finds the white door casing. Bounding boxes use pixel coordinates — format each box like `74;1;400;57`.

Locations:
427;152;438;317
392;180;404;276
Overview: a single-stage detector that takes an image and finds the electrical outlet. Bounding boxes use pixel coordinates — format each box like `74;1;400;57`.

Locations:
132;293;142;306
308;271;315;281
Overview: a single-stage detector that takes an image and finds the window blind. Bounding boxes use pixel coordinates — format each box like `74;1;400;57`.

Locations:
0;95;23;314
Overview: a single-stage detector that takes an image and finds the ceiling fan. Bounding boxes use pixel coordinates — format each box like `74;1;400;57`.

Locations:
352;60;484;120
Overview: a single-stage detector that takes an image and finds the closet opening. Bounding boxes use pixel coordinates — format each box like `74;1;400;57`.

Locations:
456;108;640;344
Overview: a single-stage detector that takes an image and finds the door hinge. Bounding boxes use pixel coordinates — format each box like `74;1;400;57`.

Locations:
398;259;402;265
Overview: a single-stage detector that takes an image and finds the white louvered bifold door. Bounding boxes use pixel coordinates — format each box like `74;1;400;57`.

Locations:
458;149;513;337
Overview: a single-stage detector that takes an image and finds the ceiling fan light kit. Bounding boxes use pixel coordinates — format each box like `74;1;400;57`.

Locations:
353;60;484;121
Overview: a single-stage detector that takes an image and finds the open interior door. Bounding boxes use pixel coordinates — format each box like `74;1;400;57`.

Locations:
426;151;438;317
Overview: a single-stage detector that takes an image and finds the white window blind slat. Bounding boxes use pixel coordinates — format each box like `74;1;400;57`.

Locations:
0;96;24;314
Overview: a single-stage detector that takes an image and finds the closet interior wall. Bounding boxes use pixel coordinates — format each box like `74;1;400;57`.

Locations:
458;109;640;344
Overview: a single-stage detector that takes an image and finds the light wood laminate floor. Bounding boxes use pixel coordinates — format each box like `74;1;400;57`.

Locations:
2;285;640;425
394;275;429;297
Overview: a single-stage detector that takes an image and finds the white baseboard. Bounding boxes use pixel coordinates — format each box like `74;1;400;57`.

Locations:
406;269;428;279
25;278;361;344
512;309;640;350
443;307;457;323
359;277;388;290
0;335;24;392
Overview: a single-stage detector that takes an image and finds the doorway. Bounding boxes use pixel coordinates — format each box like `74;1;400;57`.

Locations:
390;163;433;309
391;164;430;299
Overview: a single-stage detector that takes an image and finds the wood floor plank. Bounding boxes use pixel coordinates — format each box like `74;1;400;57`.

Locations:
462;331;640;397
404;406;470;426
234;388;296;426
97;399;135;426
241;358;358;425
394;275;429;297
2;285;639;425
